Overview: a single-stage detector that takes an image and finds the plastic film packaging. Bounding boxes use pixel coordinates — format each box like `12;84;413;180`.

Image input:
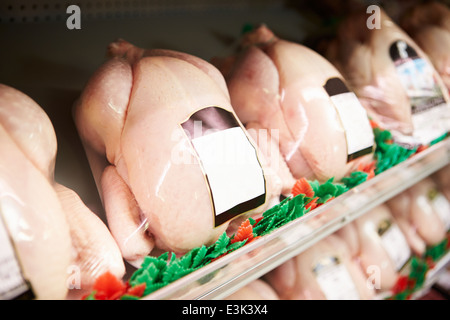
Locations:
74;40;281;267
213;24;375;186
342;204;412;292
264;234;375;300
400;1;450;92
387;177;449;252
432;164;450;201
326;8;450;149
0;84;125;300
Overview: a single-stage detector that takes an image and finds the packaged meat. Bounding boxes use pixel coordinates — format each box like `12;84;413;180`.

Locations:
400;1;450;91
0;84;125;300
326;8;450;149
385;191;427;257
215;24;375;185
344;204;412;292
55;184;126;292
433;164;450;201
74;40;281;266
387;177;449;250
264;234;375;300
224;279;279;300
0;84;72;300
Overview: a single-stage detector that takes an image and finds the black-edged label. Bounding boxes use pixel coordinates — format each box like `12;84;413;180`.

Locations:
0;213;34;300
312;256;360;300
390;40;449;146
181;106;266;227
324;78;375;162
378;219;411;271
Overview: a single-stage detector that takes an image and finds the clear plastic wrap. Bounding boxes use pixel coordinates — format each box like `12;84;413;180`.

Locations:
326;8;450;149
400;1;450;92
264;233;375;300
214;24;375;185
339;204;412;292
0;84;125;300
386;177;449;253
433;164;450;201
74;40;281;267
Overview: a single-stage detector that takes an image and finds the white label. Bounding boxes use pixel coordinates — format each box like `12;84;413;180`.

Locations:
412;103;449;146
380;223;411;271
0;216;29;300
313;256;360;300
392;46;450;146
431;194;450;231
191;127;266;217
330;92;375;159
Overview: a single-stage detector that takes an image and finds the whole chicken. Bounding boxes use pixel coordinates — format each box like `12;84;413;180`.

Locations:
224;279;279;300
326;8;450;148
433;164;450;201
0;84;125;299
216;24;375;184
385;191;427;257
264;234;375;300
387;178;449;248
74;40;280;266
345;204;412;292
400;1;450;91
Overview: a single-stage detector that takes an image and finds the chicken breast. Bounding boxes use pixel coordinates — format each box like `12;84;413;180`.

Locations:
217;24;375;183
75;40;280;265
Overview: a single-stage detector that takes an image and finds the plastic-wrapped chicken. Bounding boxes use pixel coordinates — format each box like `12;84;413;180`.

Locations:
0;84;125;299
326;8;450;149
387;177;449;252
264;234;375;300
341;204;412;292
224;279;279;300
400;1;450;91
433;164;450;202
74;40;281;266
385;191;427;257
214;24;375;185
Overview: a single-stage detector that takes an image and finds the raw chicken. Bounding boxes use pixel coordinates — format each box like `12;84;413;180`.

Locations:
326;8;450;148
55;184;125;290
433;164;450;201
0;84;72;300
264;234;375;300
74;40;280;265
224;279;279;300
400;1;450;91
0;84;125;299
346;204;412;292
385;191;427;256
387;178;449;247
216;24;375;183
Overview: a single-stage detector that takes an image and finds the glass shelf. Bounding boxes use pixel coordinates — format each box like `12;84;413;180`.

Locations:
141;138;450;300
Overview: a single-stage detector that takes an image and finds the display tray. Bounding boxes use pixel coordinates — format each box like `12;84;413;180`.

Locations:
136;138;450;300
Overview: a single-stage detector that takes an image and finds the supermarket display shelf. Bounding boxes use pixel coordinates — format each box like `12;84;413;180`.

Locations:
411;251;450;300
141;138;450;300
